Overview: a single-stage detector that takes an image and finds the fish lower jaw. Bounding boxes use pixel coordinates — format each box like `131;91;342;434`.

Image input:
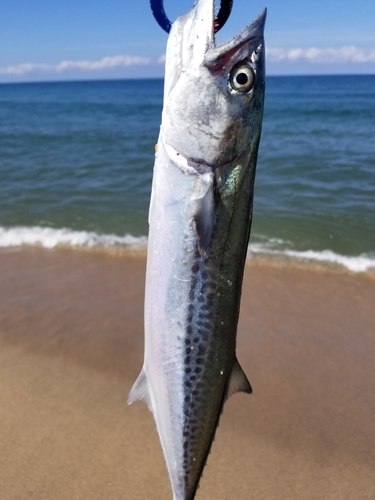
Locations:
164;142;215;175
164;141;238;174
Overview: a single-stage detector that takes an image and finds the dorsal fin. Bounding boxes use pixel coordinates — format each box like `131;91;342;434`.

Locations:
226;357;252;400
192;171;214;255
127;368;153;412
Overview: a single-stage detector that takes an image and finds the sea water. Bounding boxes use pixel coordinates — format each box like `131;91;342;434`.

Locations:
0;76;374;272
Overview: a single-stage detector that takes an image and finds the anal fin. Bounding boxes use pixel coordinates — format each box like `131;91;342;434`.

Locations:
226;357;252;401
127;368;153;412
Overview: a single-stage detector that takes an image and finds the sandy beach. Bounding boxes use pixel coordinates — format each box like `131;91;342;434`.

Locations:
0;247;374;500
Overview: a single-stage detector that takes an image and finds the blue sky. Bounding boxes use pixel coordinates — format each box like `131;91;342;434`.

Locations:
1;0;375;82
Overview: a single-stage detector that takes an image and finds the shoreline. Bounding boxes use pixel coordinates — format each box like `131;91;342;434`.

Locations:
1;243;375;277
1;247;374;499
0;223;374;276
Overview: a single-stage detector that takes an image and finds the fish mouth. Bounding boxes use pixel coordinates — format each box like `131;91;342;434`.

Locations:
186;0;266;47
206;6;267;67
170;0;266;72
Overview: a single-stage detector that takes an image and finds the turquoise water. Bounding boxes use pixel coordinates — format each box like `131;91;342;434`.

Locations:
0;76;374;271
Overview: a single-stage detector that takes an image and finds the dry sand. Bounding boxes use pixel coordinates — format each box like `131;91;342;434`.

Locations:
0;247;374;499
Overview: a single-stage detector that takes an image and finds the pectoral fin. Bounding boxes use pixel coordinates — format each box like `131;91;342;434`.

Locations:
127;368;153;412
192;171;214;255
226;357;252;400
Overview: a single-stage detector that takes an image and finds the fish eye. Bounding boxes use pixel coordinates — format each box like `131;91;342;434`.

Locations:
229;63;254;93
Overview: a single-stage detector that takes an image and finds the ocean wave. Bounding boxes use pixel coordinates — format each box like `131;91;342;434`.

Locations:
0;226;374;273
0;226;148;251
249;244;375;273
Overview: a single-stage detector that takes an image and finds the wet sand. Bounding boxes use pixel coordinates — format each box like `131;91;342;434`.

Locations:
0;247;374;499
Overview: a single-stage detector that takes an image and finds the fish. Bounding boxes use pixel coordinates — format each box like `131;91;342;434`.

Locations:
128;1;266;499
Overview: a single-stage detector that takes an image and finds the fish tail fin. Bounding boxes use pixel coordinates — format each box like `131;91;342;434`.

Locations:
225;357;252;401
127;368;153;411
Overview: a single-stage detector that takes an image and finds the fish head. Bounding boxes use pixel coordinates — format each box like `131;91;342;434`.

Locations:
161;0;266;169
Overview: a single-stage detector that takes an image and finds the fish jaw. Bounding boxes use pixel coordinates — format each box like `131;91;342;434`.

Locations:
162;1;266;169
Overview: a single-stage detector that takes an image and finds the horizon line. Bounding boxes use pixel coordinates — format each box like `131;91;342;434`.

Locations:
1;72;375;86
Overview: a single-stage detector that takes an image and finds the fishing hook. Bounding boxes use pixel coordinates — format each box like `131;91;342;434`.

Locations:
150;0;233;34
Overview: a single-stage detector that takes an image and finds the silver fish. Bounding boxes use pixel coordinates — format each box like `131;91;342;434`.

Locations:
128;1;266;499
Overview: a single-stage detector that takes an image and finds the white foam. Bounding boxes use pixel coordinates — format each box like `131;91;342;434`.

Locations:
0;226;148;251
0;226;374;273
249;244;375;273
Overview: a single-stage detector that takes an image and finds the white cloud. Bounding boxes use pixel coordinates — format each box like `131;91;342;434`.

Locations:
1;47;374;78
0;55;151;76
157;54;166;64
267;46;375;64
